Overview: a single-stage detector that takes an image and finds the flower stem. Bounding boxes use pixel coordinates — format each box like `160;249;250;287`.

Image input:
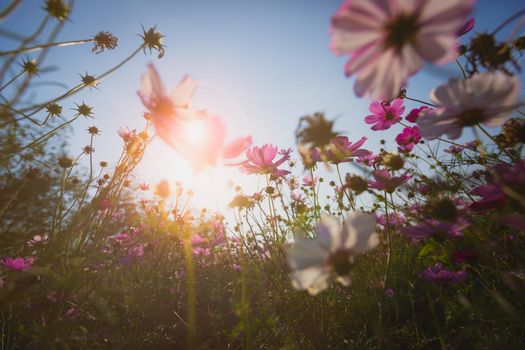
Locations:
0;38;93;56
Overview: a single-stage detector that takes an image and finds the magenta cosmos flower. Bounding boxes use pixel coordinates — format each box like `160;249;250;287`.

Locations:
239;144;291;177
402;218;469;242
395;126;421;153
422;263;467;283
365;99;404;131
327;136;371;163
405;106;430;123
138;64;207;149
330;0;474;100
418;72;521;140
368;169;411;193
1;257;35;271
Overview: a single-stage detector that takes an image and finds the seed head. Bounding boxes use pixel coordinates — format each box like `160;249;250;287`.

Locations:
296;112;338;149
80;72;98;89
46;103;62;118
99;161;108;167
382;153;404;171
345;174;368;194
83;145;95;154
73;103;94;118
58;155;74;168
21;58;38;76
87;126;100;135
140;26;165;58
92;31;118;54
43;0;69;21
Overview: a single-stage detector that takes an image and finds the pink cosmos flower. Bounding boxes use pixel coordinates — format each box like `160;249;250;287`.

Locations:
1;257;35;271
368;169;411;193
402;218;469;242
330;0;474;100
108;232;131;243
405;106;429;123
138;64;208;149
451;249;476;264
176;115;252;172
191;222;226;250
120;244;145;266
27;233;48;247
291;192;305;203
365;99;404;131
422;263;467;283
327;136;371;163
444;145;464;154
302;175;318;187
377;213;405;228
470;184;505;211
357;153;378;167
117;127;137;143
457;18;475;37
239;144;291;177
418;72;521;140
501;214;525;232
395;126;421;153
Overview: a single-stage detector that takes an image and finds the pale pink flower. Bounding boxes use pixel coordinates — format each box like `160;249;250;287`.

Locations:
27;233;49;247
291;192;305;203
117;127;137;143
418;72;521;140
138;64;207;149
138;182;149;191
302;175;318;187
365;99;404;131
357;153;378;167
330;0;474;100
327;136;371;163
239;144;291;177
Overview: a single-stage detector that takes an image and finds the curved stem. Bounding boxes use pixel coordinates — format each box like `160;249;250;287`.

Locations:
0;38;93;56
491;8;525;35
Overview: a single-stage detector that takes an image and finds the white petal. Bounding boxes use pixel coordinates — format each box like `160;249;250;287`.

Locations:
336;275;352;287
290;266;330;292
287;237;329;270
342;211;378;254
317;216;343;252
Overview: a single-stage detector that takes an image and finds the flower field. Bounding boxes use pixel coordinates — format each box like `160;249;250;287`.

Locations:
1;0;524;348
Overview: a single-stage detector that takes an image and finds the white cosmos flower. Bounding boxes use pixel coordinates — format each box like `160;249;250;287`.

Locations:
418;72;521;140
287;212;379;295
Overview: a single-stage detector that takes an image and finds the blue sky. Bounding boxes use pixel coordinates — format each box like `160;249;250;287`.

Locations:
2;0;524;211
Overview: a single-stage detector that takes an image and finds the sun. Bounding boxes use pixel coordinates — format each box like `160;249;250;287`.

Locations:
183;120;207;145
